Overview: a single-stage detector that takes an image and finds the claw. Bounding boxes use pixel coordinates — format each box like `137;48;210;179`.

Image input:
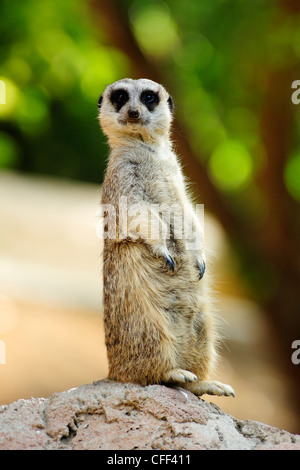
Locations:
163;254;175;272
198;261;205;280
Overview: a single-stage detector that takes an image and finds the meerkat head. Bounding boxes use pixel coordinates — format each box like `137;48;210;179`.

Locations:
98;78;174;146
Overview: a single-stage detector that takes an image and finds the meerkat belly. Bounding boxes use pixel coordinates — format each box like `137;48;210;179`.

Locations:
103;239;206;353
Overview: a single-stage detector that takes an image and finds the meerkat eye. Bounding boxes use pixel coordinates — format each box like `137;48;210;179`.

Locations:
110;89;129;111
140;90;159;111
114;91;127;102
145;93;155;103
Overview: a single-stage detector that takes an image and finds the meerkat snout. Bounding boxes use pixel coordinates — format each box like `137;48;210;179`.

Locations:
127;109;140;120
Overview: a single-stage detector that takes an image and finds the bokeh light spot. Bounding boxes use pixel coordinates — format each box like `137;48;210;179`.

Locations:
0;77;20;119
130;2;179;58
208;140;253;191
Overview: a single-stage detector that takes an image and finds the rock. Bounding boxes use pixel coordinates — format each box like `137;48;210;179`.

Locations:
0;380;299;450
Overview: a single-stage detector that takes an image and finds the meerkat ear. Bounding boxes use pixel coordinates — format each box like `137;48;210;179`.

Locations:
98;94;103;110
167;95;174;113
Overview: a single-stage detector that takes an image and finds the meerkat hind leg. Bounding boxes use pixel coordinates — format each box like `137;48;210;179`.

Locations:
185;380;235;397
162;368;198;384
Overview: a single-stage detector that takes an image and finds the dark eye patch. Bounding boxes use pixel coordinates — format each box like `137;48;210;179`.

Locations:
140;90;159;112
110;88;129;111
167;95;174;113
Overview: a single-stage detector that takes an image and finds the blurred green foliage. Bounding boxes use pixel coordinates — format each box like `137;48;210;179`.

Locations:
284;152;300;201
0;0;129;181
0;0;300;204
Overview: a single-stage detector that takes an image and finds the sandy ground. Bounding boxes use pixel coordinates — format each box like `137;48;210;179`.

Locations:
0;170;298;433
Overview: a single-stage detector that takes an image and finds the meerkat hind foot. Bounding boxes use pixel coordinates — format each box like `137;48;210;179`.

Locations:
186;380;235;397
162;368;198;384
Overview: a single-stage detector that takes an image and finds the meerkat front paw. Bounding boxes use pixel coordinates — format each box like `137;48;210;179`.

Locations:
186;380;235;397
151;243;175;273
163;253;175;272
197;260;205;280
162;368;198;384
194;256;205;280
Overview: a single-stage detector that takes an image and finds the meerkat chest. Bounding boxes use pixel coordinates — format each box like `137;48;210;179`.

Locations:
154;150;186;202
109;144;187;207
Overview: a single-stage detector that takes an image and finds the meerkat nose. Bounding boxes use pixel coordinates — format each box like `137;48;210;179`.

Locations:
128;109;140;120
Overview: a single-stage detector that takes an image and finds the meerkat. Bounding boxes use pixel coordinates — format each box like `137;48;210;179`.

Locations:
98;78;234;398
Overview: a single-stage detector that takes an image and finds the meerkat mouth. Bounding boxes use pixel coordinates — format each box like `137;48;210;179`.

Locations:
118;117;150;127
127;118;142;124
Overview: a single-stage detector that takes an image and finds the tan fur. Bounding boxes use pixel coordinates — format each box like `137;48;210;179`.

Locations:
98;78;234;397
